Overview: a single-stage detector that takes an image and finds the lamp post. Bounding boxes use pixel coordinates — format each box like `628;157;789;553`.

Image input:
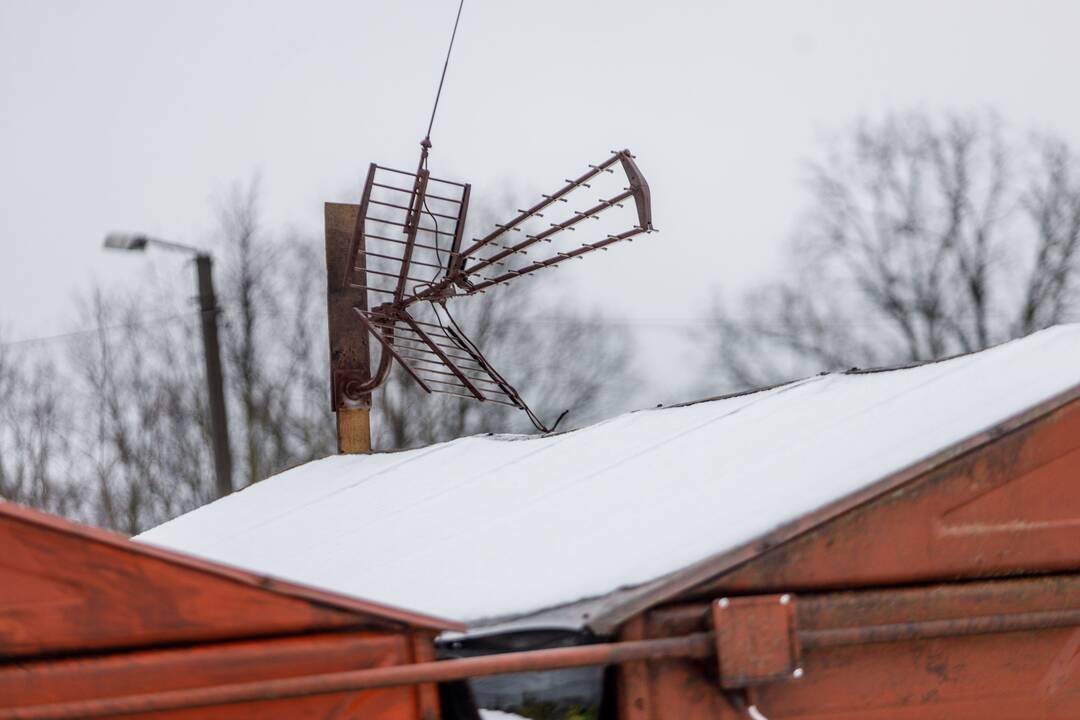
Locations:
104;232;233;499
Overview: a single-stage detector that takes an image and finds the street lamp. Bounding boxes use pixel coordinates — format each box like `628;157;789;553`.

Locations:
104;232;233;499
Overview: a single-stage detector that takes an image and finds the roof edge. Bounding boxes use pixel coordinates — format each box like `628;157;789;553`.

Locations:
0;502;462;633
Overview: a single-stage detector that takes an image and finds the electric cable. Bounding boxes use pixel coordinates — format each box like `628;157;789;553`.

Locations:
422;0;466;148
0;310;202;348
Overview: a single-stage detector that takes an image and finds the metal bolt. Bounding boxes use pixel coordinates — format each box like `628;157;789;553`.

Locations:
793;668;804;678
780;594;791;605
718;598;730;608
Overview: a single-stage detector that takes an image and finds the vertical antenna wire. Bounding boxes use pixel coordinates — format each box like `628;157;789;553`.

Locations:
413;0;568;434
422;0;466;152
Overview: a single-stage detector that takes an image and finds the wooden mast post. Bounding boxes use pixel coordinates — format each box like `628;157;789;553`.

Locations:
325;202;372;454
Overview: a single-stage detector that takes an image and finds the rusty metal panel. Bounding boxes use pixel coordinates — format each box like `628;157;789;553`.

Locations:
712;594;801;688
616;616;654;720
750;627;1080;719
0;507;354;658
616;614;735;720
409;631;442;720
0;503;458;659
648;657;734;720
617;575;1080;719
688;395;1080;600
0;631;425;719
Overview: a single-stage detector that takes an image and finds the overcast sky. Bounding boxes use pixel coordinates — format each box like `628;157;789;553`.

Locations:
3;1;1079;373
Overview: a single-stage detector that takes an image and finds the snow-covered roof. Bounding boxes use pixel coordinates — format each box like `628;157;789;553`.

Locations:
138;325;1080;632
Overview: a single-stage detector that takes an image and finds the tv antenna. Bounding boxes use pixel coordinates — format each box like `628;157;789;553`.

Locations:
325;0;655;449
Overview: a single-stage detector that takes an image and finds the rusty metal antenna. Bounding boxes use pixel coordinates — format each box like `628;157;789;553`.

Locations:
326;1;657;444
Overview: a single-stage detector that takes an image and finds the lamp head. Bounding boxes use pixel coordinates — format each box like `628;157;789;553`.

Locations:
103;232;149;251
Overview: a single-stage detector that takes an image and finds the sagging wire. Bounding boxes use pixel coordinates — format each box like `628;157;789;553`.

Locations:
0;310;201;348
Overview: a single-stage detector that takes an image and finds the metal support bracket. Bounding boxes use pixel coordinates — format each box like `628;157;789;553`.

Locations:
712;594;802;688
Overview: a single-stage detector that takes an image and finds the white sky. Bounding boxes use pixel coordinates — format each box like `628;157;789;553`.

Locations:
2;0;1079;386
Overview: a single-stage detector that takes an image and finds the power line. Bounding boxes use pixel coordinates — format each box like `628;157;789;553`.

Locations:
0;315;935;348
6;307;1051;348
0;310;201;348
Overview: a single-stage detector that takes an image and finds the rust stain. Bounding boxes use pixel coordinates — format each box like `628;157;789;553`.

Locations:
1037;627;1080;698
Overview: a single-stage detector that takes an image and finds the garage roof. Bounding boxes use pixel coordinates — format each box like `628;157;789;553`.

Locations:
138;325;1080;632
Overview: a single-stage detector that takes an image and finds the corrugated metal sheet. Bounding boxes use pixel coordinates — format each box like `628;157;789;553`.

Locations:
138;325;1080;630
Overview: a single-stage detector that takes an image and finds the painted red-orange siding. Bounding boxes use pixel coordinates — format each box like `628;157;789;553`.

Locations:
0;503;456;719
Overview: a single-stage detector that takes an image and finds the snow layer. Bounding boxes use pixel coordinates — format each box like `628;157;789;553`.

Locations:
138;326;1080;625
478;711;528;720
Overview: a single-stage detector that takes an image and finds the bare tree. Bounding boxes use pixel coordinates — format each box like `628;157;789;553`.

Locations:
0;338;82;519
707;112;1080;389
70;291;214;533
216;179;337;486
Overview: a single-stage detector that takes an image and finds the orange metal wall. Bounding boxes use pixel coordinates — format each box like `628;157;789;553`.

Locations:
689;395;1080;598
0;631;436;719
0;512;364;658
0;504;451;719
618;576;1080;719
616;396;1080;719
